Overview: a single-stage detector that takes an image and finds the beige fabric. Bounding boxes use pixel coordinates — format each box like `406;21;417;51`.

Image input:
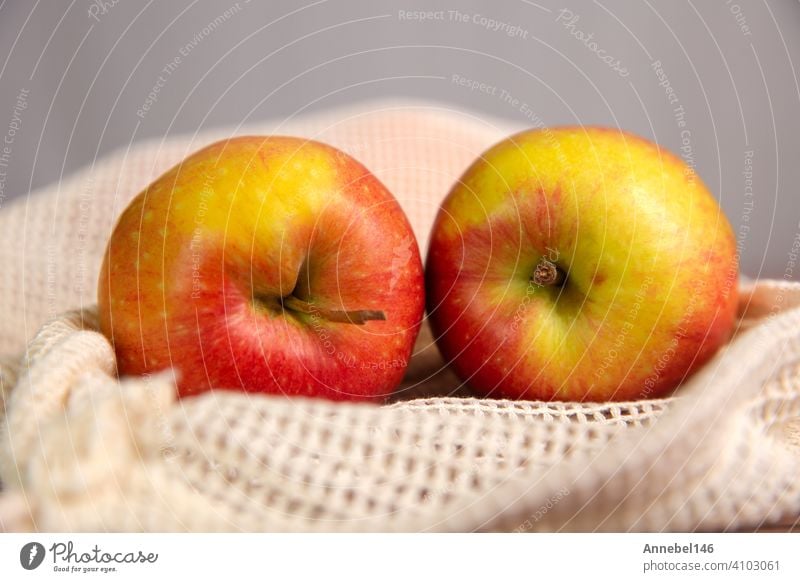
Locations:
0;104;799;532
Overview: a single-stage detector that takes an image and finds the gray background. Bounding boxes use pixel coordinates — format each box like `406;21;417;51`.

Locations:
0;0;797;278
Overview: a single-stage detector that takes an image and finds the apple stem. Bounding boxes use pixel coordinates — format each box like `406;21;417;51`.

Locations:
282;295;386;325
532;258;566;287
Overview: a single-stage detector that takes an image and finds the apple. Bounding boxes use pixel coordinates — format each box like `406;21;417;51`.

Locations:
426;127;738;401
98;136;424;401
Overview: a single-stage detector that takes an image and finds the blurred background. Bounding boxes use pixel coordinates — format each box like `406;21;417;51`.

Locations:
0;0;797;277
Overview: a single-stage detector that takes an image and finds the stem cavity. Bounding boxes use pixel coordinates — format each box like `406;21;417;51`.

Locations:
532;258;566;287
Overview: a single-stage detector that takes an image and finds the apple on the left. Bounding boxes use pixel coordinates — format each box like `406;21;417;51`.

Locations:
98;136;425;402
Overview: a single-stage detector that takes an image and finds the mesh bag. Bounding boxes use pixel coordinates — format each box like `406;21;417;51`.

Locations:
1;104;799;532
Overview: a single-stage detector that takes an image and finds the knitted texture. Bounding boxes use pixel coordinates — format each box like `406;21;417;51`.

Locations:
0;104;799;532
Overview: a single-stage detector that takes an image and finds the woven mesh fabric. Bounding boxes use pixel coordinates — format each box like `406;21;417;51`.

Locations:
0;103;799;532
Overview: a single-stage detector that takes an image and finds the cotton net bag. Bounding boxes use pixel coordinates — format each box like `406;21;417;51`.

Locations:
0;103;799;532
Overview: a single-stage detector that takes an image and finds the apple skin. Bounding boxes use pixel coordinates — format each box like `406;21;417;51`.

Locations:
426;127;738;402
98;136;424;401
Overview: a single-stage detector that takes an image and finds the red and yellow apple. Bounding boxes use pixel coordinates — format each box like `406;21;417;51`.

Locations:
99;136;424;401
426;127;738;401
